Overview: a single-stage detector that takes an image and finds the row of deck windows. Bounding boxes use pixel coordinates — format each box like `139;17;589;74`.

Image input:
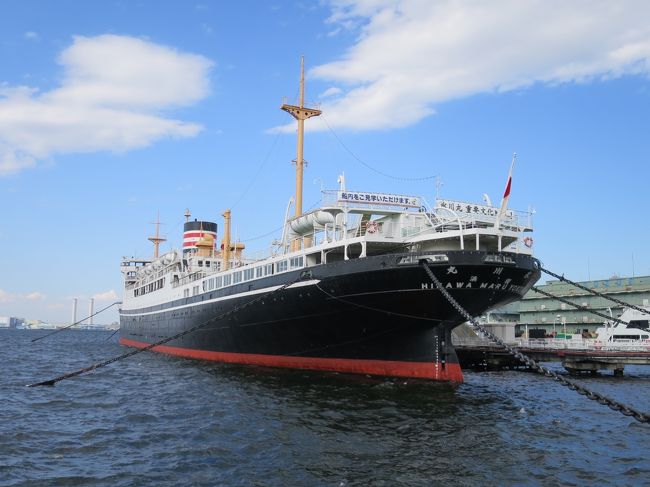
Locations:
134;278;165;297
200;257;304;293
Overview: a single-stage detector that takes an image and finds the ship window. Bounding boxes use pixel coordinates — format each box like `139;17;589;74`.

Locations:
184;289;189;298
233;272;242;284
290;256;304;269
223;274;232;286
256;267;263;278
630;320;649;329
216;276;223;288
205;261;211;268
265;264;273;276
613;335;642;340
198;261;203;267
244;268;254;281
276;260;288;273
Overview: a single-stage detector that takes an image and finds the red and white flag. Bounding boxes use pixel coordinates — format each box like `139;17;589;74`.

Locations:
496;153;517;227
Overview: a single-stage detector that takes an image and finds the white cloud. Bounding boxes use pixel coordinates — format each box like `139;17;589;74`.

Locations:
92;289;119;301
279;0;650;131
25;292;46;301
0;35;213;176
1;290;47;302
0;289;15;303
24;31;40;41
319;86;343;98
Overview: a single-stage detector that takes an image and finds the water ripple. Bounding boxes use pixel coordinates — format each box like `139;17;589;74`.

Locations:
2;329;649;486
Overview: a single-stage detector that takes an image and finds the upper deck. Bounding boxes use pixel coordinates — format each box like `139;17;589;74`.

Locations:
121;189;535;310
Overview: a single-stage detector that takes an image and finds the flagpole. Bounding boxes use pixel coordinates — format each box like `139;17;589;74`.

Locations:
495;152;517;229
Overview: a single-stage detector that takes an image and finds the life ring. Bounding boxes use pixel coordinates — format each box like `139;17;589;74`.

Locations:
523;237;533;248
366;221;378;234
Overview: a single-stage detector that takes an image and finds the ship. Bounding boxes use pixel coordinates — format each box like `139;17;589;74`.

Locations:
119;59;541;382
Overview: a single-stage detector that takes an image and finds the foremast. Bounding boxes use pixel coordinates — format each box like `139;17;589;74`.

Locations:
281;56;322;251
148;211;166;259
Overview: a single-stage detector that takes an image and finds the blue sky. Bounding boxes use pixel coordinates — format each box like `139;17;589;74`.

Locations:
1;0;650;324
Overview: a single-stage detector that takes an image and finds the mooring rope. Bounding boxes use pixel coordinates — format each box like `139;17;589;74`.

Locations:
541;267;650;315
314;282;441;322
27;275;307;387
31;301;122;343
104;327;120;342
421;261;650;424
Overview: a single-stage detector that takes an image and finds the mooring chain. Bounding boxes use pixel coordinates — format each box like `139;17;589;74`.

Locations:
28;273;309;387
420;262;650;424
532;287;632;327
542;267;650;316
31;301;123;343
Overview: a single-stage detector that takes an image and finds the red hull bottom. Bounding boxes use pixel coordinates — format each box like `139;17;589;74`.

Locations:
120;338;464;383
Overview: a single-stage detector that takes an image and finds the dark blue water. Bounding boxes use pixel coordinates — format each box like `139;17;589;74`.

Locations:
2;329;649;486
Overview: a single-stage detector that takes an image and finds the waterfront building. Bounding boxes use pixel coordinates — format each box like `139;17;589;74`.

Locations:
517;274;650;335
0;316;25;328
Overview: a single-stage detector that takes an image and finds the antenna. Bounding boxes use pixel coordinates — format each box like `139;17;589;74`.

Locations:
338;172;346;192
184;208;191;222
435;176;443;201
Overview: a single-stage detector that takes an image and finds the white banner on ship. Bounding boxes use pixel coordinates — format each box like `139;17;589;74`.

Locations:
437;199;513;218
338;191;421;208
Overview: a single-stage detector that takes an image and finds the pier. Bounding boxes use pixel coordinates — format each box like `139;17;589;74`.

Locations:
454;337;650;375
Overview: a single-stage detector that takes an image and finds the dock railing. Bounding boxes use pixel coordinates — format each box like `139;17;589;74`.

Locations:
454;336;650;352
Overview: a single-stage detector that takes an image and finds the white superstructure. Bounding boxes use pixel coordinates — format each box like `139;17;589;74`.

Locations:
121;187;535;313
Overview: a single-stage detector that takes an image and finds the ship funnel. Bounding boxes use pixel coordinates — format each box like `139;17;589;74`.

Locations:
183;220;217;255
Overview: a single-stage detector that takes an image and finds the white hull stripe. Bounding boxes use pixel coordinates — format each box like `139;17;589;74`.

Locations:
120;279;320;317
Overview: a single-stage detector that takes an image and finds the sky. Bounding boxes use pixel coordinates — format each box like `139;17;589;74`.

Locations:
1;0;650;324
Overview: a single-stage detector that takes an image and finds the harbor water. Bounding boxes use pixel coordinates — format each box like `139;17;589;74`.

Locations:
2;329;649;486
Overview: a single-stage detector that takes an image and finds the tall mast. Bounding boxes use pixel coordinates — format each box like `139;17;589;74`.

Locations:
281;56;322;221
148;210;166;259
222;209;231;271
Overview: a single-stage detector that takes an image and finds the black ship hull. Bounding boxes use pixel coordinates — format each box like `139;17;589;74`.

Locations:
120;251;540;382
